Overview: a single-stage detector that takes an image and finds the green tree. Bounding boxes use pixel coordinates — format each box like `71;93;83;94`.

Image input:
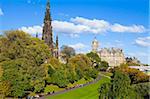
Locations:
45;57;69;87
1;56;32;97
50;70;69;87
99;71;136;99
100;61;109;71
86;52;109;71
48;57;64;70
86;52;102;71
0;30;50;97
132;82;150;98
111;71;136;99
68;54;97;81
99;82;111;99
44;85;59;94
86;52;101;64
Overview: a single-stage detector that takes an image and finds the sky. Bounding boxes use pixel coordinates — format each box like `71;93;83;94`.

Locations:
0;0;149;64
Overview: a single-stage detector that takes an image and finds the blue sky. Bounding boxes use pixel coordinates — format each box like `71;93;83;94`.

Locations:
0;0;149;64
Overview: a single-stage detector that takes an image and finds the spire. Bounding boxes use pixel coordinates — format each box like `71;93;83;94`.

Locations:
47;0;50;9
56;35;58;48
36;32;38;38
55;35;59;59
42;0;53;56
45;0;51;22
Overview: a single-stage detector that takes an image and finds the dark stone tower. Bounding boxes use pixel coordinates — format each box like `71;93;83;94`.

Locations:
36;32;38;38
42;0;53;55
55;35;59;59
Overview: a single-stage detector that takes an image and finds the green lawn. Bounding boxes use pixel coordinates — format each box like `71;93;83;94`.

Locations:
46;77;110;99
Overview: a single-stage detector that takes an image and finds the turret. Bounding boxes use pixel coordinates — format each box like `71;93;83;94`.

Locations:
92;37;99;52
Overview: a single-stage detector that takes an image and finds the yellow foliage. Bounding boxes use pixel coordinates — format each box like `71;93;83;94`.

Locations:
48;57;63;69
118;66;149;84
0;81;10;97
0;66;3;78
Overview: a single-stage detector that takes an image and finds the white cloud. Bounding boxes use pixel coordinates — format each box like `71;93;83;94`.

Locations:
19;25;42;35
71;17;146;33
68;43;89;54
0;8;4;16
111;24;146;33
69;43;87;50
53;17;147;34
134;36;150;47
19;17;147;36
71;17;110;34
52;20;90;34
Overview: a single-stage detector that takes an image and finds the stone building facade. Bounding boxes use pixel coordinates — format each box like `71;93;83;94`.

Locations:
98;48;125;67
91;38;125;67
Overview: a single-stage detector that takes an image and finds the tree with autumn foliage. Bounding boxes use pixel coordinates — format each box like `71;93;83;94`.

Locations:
109;64;149;84
0;30;51;97
68;54;98;81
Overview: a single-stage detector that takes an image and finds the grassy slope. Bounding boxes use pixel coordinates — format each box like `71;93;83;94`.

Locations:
47;77;110;99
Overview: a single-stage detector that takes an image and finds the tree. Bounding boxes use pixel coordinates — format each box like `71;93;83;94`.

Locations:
0;65;3;78
111;71;136;99
0;81;11;98
86;52;101;70
60;45;75;63
45;57;69;87
49;70;69;87
99;83;111;99
125;57;141;66
0;30;51;97
111;66;149;84
132;82;150;98
44;85;59;94
100;61;109;71
85;68;98;79
68;54;97;81
1;52;33;97
47;57;64;70
99;71;136;99
86;52;109;71
86;52;101;64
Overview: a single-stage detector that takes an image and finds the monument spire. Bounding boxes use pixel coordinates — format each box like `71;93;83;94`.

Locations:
36;32;38;38
55;35;59;59
42;0;53;56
